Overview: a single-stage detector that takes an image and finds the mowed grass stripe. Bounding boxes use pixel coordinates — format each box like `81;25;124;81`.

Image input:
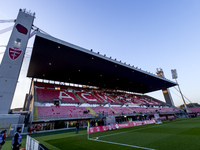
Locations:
99;117;200;150
2;117;200;150
45;117;200;150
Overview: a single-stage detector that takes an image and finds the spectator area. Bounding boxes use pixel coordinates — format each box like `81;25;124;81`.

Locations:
76;92;104;104
189;107;200;113
36;88;80;103
33;82;181;121
90;106;116;115
94;93;121;105
112;107;134;114
37;106;92;119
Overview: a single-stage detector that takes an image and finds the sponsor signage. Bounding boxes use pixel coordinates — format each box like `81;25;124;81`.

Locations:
88;119;155;133
8;47;22;60
16;24;28;35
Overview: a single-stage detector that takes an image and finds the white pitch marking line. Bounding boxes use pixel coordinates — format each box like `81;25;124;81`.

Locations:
89;119;188;149
89;138;156;150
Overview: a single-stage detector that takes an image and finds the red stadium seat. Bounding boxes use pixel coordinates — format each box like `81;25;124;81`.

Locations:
36;88;80;103
94;93;120;105
76;92;103;104
37;106;93;119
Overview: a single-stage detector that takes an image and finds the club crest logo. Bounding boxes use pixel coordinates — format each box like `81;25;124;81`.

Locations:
8;47;22;60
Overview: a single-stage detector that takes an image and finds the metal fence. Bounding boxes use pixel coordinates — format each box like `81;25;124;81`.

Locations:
26;135;48;150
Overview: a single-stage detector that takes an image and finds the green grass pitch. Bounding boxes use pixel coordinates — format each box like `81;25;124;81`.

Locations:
2;117;200;150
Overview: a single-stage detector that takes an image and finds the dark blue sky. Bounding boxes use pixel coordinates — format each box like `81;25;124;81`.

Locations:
0;0;200;108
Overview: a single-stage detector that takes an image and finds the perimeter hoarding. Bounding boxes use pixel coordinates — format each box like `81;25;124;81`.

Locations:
88;119;156;133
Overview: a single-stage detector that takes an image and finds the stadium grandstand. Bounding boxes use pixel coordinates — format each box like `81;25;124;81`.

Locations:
1;9;199;141
23;30;186;132
31;81;181;125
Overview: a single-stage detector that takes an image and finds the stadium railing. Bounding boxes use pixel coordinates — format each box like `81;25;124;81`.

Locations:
26;135;48;150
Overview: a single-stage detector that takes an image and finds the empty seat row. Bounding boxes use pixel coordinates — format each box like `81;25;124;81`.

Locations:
189;107;200;112
34;82;167;106
37;106;92;119
36;88;80;103
36;105;180;120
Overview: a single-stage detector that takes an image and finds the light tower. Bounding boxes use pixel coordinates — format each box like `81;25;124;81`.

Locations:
0;9;35;116
156;68;174;106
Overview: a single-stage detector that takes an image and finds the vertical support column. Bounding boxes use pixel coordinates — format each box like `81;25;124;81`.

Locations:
156;68;174;106
0;9;35;114
25;78;34;111
161;89;174;106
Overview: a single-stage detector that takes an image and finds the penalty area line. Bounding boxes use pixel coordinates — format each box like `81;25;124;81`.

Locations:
89;138;156;150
